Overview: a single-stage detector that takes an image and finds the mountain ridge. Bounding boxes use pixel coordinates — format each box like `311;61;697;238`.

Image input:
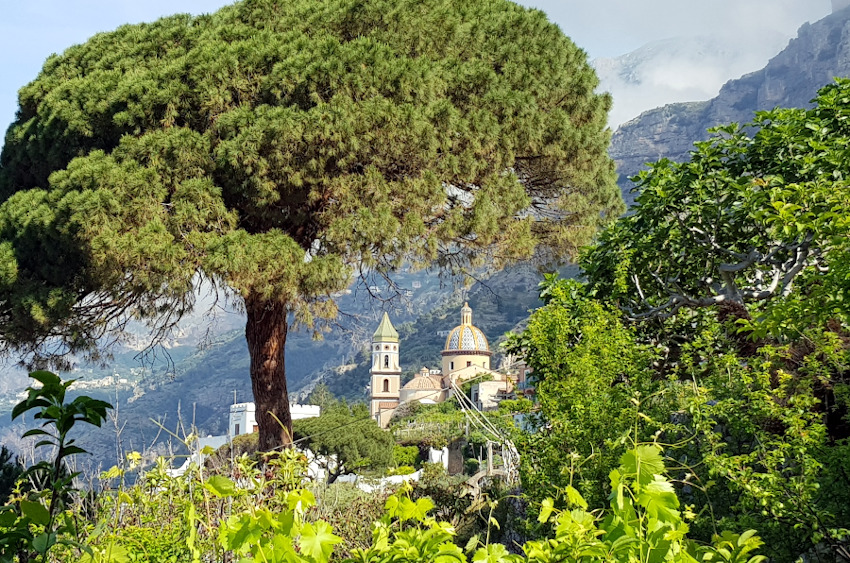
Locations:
610;6;850;202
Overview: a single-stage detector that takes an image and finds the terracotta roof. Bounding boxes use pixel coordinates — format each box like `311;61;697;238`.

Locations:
402;375;443;391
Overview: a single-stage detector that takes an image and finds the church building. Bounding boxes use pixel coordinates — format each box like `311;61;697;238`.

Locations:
369;303;514;427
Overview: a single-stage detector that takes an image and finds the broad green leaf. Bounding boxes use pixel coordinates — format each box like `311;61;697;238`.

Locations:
32;532;56;554
472;543;519;562
0;506;18;526
298;521;341;563
20;500;50;526
204;475;237;498
620;445;664;487
538;498;555;523
101;542;131;563
62;445;88;456
29;371;61;388
565;485;588;510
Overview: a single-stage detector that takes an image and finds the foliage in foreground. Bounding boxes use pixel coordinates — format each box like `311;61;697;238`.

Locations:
0;373;764;563
506;80;850;562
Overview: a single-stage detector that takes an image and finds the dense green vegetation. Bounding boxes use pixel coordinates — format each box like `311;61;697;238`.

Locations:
0;372;764;562
0;2;848;559
506;80;850;561
293;402;394;483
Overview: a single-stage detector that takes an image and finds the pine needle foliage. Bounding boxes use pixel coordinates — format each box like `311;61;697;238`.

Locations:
0;0;620;449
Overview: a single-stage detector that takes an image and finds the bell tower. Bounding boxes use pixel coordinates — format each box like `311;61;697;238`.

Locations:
370;312;401;425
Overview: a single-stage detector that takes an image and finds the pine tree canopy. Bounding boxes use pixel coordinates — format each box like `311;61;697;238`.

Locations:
0;0;620;449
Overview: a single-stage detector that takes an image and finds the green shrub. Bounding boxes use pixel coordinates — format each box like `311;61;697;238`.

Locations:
207;432;260;470
307;482;389;559
102;525;191;563
392;445;419;468
387;465;415;476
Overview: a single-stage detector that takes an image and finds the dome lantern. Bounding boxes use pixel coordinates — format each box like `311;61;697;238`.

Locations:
461;302;472;325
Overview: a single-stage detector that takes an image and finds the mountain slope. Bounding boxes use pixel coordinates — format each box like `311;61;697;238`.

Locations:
610;6;850;201
594;32;790;128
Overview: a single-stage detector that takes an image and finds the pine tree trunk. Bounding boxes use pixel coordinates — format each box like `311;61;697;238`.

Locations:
245;295;292;451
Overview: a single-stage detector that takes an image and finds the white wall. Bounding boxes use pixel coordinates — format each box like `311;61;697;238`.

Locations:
229;402;321;437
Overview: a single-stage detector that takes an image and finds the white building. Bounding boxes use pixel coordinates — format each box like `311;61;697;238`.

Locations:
229;402;321;438
168;401;321;477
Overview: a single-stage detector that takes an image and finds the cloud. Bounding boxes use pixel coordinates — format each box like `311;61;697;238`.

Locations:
593;30;792;126
520;0;830;59
518;0;832;127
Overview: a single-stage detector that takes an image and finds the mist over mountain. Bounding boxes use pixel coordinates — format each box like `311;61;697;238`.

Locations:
594;32;791;127
610;6;850;202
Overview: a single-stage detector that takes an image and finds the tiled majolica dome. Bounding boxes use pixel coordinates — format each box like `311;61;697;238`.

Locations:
443;302;490;353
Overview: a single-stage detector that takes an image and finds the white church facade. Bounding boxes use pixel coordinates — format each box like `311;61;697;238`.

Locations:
369;303;514;427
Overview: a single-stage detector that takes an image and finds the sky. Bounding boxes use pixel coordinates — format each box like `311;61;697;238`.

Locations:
0;0;833;134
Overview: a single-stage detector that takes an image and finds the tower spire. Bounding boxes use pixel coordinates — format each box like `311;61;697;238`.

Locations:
373;312;399;342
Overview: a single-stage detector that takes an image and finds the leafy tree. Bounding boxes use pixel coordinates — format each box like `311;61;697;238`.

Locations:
582;79;850;336
669;319;850;561
306;383;337;412
505;276;669;509
0;0;620;450
573;81;850;559
293;403;394;483
0;446;22;503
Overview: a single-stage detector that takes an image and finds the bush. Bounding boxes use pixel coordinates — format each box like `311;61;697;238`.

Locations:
207;432;260;470
392;445;419;468
306;482;390;559
387;465;415;476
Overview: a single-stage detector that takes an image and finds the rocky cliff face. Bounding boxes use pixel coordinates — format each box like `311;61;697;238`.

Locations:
611;7;850;203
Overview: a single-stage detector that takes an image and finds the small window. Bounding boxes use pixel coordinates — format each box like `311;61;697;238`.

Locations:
384;355;389;368
383;379;390;393
375;345;380;351
234;423;240;435
384;345;389;350
450;361;454;370
467;361;472;367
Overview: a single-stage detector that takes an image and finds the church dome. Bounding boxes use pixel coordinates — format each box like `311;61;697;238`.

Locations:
443;302;490;353
402;375;442;391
